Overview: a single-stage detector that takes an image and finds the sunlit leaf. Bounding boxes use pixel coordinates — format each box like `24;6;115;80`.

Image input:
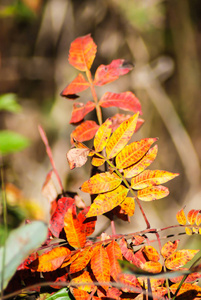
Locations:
71;270;95;293
70;246;93;274
137;185;169;201
78;207;96;237
141;261;162;273
31;247;71;272
68;34;97;71
170;269;201;283
123;145;158;178
91;156;105;167
116;138;157;169
119;238;141;267
60;253;78;268
70;101;96;123
72;288;91;300
132;235;145;246
45;287;72;300
86;185;129;217
71;120;99;143
120;197;135;217
106;241;122;281
66;148;90;170
176;208;187;225
90;244;111;291
143;246;160;262
131;170;179;190
81;172;122;194
187;209;200;225
170;283;201;297
110;113;144;133
64;206;86;248
106;113;139;159
61;74;90;99
0;93;21;113
161;240;179;259
165;249;199;270
106;287;122;299
118;273;142;293
0;130;30;155
93;59;133;86
94;118;112;152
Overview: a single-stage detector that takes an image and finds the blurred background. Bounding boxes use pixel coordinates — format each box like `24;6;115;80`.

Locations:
0;0;201;246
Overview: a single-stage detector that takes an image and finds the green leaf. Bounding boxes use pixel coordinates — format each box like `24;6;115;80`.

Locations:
0;94;21;113
45;288;74;300
0;221;48;291
0;130;30;155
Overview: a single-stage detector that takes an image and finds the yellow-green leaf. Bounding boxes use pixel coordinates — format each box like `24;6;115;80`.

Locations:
86;185;129;217
123;145;158;178
106;113;139;159
81;172;122;194
94;118;112;152
116;138;157;169
131;170;179;190
165;249;199;270
137;185;169;201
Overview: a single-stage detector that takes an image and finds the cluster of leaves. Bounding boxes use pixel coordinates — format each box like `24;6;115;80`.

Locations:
1;34;201;300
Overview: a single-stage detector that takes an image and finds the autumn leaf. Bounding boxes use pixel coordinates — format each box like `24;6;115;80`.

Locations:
106;241;122;281
70;246;94;273
71;270;95;293
60;252;78;268
99;91;142;114
143;246;160;262
187;209;200;225
90;244;111;291
71;120;99;143
86;185;129;217
93;59;133;86
106;113;139;159
66;148;90;170
165;249;199;270
161;240;179;259
68;34;97;71
170;283;201;297
30;247;71;272
69;101;96;123
141;261;162;273
94;118;112;152
91;156;105;167
137;185;169;201
123;145;158;178
120;197;135;217
119;238;141;267
110;113;144;133
61;73;90;98
80;172;122;194
78;207;96;237
176;208;187;225
116;138;157;169
131;170;179;190
64;206;86;248
118;273;142;293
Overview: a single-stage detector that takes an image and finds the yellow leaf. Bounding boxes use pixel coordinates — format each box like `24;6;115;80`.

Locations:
137;185;169;201
116;138;157;169
176;208;187;225
141;261;162;273
120;197;135;216
94;118;112;152
86;185;129;217
170;283;201;296
131;170;179;190
143;246;160;262
81;172;122;194
165;249;199;270
106;113;139;159
91;156;105;167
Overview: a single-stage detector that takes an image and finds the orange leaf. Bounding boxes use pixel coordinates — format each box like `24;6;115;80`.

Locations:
31;247;70;272
71;270;95;293
123;145;158;178
137;185;169;201
170;283;201;297
70;246;93;273
64;206;86;248
106;113;139;159
120;197;135;217
78;207;96;237
93;59;133;86
116;138;157;169
141;261;162;273
71;120;99;143
60;252;79;268
170;269;201;283
131;170;179;190
61;74;90;98
86;185;129;217
106;241;122;281
68;34;97;71
176;208;187;225
165;249;199;270
90;244;111;291
72;288;89;300
66;148;90;170
143;246;160;262
81;172;122;194
70;101;96;124
91;156;105;167
118;273;142;293
99;91;142;114
161;240;179;259
94;118;112;152
106;287;122;299
187;209;200;225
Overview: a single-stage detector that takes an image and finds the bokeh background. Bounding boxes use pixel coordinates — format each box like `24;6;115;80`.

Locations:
0;0;201;246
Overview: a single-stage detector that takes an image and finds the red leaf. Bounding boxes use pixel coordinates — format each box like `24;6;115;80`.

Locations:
61;74;90;98
17;252;38;270
78;207;96;237
68;34;97;71
94;59;133;86
106;241;122;281
99;92;142;114
70;101;96;124
49;197;74;237
110;113;144;133
71;120;99;143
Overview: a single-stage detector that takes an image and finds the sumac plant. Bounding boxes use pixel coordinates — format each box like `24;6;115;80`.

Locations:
2;34;201;300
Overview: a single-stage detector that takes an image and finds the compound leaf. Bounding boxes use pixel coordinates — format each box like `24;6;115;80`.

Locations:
165;249;199;270
94;118;112;152
137;185;169;201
